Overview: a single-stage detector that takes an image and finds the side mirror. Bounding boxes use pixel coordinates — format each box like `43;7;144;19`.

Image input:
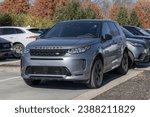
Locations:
104;34;112;40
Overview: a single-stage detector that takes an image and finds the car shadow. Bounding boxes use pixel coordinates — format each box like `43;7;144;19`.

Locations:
29;62;150;90
31;70;123;90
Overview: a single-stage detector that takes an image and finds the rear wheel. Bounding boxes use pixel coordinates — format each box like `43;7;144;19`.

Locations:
24;79;41;86
13;44;24;58
87;58;103;89
128;50;134;68
117;51;128;75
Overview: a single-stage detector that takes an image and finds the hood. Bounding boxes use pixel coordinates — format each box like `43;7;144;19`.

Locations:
126;37;146;44
0;37;10;43
26;38;99;49
129;35;150;40
126;37;149;47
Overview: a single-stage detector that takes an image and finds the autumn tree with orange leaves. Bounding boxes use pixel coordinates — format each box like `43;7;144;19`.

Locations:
0;0;29;13
29;0;67;20
135;0;150;28
82;1;104;19
109;4;119;20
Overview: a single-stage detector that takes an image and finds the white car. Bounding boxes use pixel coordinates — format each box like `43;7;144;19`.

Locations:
0;26;40;58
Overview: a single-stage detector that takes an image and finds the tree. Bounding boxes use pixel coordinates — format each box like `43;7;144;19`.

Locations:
82;1;104;19
109;4;119;20
0;0;29;13
29;0;67;20
135;0;150;28
129;9;141;27
54;0;96;23
0;13;12;26
117;7;129;25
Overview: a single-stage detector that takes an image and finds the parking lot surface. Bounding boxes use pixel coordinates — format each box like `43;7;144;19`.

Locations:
0;59;150;100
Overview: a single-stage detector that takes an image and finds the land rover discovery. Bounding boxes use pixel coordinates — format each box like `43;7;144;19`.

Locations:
21;19;128;88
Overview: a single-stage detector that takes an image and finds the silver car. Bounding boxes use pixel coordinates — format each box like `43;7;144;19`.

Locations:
122;27;150;67
21;19;128;88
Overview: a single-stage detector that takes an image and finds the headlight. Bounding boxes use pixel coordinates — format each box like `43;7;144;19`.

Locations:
23;49;29;54
68;46;90;54
128;42;144;47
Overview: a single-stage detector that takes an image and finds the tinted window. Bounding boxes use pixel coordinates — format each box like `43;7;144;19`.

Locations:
2;28;16;35
101;22;111;38
15;29;24;34
42;22;100;39
28;29;42;34
136;27;150;36
0;28;3;35
122;27;134;37
108;22;120;36
124;27;141;35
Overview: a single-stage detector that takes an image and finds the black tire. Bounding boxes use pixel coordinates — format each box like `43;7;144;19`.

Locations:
13;44;24;58
128;50;134;68
117;51;128;75
87;58;103;89
23;79;41;86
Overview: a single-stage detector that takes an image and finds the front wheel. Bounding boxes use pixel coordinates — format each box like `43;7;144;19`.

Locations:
87;58;103;89
13;44;24;58
117;51;128;75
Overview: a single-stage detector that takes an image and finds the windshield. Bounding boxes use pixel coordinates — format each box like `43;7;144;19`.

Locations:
122;27;134;37
28;28;42;34
137;27;150;36
42;21;100;39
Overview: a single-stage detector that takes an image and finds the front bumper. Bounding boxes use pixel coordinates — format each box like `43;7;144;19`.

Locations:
134;47;150;62
21;53;94;82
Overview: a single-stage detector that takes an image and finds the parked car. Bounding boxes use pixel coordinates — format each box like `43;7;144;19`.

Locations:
21;19;129;88
122;27;150;46
122;27;150;66
0;27;40;58
0;37;12;60
145;29;150;34
27;28;49;34
123;25;150;37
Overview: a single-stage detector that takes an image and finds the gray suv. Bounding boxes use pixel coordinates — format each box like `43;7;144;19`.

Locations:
21;19;128;88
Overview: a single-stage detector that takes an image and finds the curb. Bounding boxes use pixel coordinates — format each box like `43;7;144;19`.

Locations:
73;70;143;100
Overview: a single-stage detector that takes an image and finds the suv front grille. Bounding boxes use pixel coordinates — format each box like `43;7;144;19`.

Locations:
25;66;72;76
30;49;68;56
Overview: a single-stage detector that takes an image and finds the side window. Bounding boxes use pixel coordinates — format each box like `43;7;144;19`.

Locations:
108;22;120;37
0;28;3;35
101;22;111;40
15;29;24;34
2;28;16;35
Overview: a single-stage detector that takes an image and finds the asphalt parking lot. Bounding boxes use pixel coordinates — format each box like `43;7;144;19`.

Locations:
0;59;150;100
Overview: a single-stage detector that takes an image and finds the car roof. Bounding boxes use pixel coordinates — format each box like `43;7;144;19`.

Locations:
60;19;117;23
123;25;138;28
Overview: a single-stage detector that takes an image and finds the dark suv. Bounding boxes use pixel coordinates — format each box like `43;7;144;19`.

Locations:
0;38;12;60
123;25;150;37
21;19;128;88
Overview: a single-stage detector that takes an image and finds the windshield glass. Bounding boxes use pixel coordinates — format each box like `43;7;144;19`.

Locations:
137;27;150;36
122;27;134;37
42;21;100;39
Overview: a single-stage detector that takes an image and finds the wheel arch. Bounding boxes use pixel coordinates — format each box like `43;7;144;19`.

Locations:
13;42;24;47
